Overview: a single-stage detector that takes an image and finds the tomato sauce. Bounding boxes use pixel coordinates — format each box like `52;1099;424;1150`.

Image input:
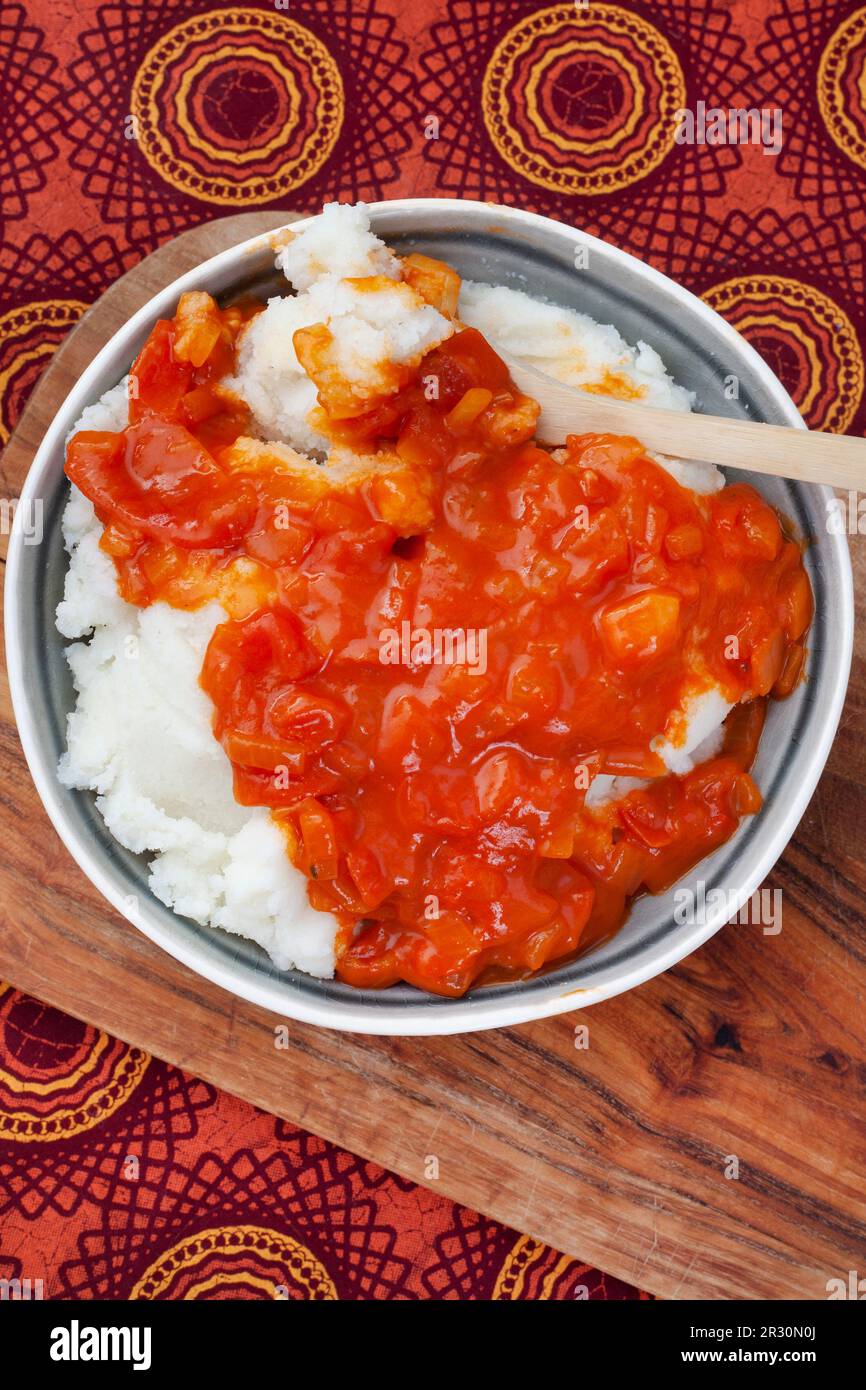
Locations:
65;288;813;997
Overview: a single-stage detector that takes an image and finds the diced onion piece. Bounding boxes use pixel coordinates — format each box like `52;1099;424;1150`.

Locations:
223;730;306;774
749;628;785;696
781;571;813;642
402;253;461;316
173;291;223;368
773;642;805;698
445;387;493;434
600;590;681;662
297;798;339;880
665;522;703;561
732;772;762;816
182;385;223;424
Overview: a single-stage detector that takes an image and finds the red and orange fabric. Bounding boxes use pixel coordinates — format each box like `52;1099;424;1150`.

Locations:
0;983;645;1298
1;0;863;1297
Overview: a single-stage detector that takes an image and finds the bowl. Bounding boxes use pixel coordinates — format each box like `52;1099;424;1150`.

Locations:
4;199;854;1035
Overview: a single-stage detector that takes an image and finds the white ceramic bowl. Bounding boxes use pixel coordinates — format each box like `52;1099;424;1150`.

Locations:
4;199;854;1035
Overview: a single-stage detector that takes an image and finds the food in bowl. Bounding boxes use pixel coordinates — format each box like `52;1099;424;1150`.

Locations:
57;204;813;997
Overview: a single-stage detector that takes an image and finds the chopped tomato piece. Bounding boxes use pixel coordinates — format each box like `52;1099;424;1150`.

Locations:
67;420;255;548
128;320;192;422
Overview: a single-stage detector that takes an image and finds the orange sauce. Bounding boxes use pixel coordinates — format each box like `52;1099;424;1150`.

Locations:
66;293;812;996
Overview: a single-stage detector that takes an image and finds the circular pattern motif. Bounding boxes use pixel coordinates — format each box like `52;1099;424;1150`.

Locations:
0;985;149;1142
818;7;866;172
702;275;864;433
130;1225;338;1299
482;3;685;195
0;300;88;445
130;8;344;205
493;1235;575;1299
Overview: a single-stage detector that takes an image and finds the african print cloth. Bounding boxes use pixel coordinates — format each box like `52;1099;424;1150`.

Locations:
0;984;645;1298
1;0;864;1298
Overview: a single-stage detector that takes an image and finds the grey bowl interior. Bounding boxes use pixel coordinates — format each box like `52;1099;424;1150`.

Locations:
18;206;850;1029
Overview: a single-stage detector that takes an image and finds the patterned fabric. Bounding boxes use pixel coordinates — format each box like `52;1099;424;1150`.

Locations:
2;0;864;444
0;985;645;1299
2;0;863;1298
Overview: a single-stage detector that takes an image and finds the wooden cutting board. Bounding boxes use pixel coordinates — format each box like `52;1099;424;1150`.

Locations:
1;212;865;1301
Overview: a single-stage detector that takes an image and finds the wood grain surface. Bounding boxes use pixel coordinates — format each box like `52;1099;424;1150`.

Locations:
1;212;864;1302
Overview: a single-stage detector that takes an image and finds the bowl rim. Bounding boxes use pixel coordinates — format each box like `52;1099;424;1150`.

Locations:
4;197;855;1035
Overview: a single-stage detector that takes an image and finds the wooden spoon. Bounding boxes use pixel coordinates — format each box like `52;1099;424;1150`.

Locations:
502;354;866;490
